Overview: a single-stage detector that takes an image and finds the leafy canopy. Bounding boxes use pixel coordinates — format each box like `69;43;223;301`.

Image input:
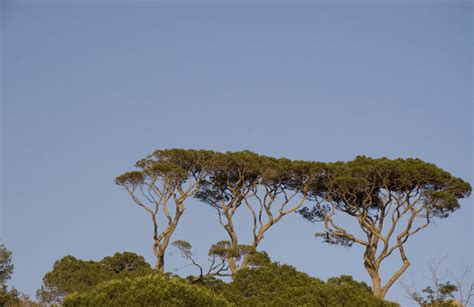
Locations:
115;149;218;190
211;263;398;307
63;274;231;307
316;156;469;217
37;252;153;304
300;156;472;243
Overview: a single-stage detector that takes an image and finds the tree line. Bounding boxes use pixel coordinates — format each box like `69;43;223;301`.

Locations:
1;148;470;306
2;245;471;306
114;148;471;300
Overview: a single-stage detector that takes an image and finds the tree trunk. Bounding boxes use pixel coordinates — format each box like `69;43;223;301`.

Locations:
155;253;165;272
227;256;238;277
371;274;385;299
365;264;386;299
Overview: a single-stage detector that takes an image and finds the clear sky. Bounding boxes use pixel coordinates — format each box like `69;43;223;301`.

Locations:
2;1;472;305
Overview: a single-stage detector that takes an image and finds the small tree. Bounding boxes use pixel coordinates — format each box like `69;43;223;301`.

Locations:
171;240;271;281
401;257;473;306
115;149;214;271
299;156;471;299
196;151;316;274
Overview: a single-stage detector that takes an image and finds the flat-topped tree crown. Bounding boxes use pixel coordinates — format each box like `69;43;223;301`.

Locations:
114;171;145;188
286;160;328;194
147;148;217;172
212;150;262;184
196;152;315;205
300;156;471;299
195;150;263;206
195;151;319;275
115;149;216;272
306;156;471;219
133;149;216;187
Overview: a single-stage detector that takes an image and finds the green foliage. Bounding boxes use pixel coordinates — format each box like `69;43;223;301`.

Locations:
100;251;151;274
172;240;193;258
300;156;471;245
327;274;371;291
63;274;231;307
0;287;19;307
187;275;225;288
42;249;400;307
172;240;272;280
116;149;471;217
208;241;272;269
37;252;153;304
37;255;115;303
244;250;271;268
57;259;398;307
317;156;470;218
0;245;19;306
113;149;471;301
213;263;398;307
114;171;144;188
208;241;243;259
116;149;219;190
420;282;458;306
298;156;471;298
194;151;319;208
0;244;14;287
408;281;461;307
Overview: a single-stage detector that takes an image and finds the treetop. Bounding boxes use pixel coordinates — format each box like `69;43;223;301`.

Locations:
115;149;470;217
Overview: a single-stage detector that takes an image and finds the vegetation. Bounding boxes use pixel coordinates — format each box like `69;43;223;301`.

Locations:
195;151;318;274
299;156;471;298
54;256;398;307
63;274;231;307
0;245;42;306
0;244;19;306
172;239;272;279
0;245;14;289
211;263;398;307
114;149;470;299
3;149;471;305
401;257;473;306
115;149;216;272
37;252;153;304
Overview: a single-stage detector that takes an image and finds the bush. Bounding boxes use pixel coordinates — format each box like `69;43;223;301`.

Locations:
214;264;399;307
43;253;398;307
37;252;153;304
63;274;231;307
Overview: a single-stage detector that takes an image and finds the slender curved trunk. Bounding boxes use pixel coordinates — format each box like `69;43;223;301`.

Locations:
226;225;239;276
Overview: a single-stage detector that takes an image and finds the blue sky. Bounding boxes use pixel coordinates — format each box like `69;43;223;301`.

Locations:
2;1;472;305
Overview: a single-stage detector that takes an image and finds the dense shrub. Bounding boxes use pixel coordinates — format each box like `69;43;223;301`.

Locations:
0;287;19;306
37;252;153;304
63;274;231;307
40;253;399;307
214;264;399;307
